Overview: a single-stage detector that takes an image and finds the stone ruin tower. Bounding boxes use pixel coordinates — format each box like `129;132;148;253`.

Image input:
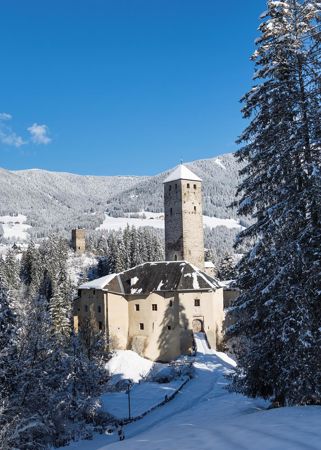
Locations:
163;164;204;269
71;228;86;254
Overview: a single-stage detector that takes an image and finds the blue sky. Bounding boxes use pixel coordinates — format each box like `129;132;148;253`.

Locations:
0;0;266;175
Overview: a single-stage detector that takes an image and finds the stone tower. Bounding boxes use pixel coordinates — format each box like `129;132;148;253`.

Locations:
72;228;86;254
163;165;204;269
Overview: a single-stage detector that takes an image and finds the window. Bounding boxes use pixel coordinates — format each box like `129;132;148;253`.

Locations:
194;184;197;189
78;289;81;297
167;325;172;330
152;304;158;311
139;323;144;330
93;289;96;296
169;300;173;307
135;304;140;311
84;305;88;312
98;305;102;313
98;321;103;330
187;183;190;188
194;206;197;212
170;208;173;216
175;183;178;190
194;299;200;307
169;185;172;191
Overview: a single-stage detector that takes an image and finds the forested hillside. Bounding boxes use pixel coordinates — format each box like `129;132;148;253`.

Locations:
0;153;241;239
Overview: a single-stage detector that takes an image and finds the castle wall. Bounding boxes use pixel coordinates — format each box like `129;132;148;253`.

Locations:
126;288;224;362
72;229;86;254
178;289;224;349
107;292;129;350
164;179;204;269
73;289;106;332
164;181;184;261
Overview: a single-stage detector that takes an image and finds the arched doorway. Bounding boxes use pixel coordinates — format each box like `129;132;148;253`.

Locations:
192;319;203;333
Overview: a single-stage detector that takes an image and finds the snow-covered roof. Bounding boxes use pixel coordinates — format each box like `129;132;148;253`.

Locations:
79;273;117;290
204;261;215;268
78;261;221;295
163;164;202;183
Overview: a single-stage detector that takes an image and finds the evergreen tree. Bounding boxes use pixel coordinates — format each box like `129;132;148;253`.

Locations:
49;281;72;339
228;0;321;405
217;253;236;280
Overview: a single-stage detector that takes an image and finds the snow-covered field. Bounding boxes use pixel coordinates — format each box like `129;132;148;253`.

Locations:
65;334;321;450
0;214;31;241
97;212;243;232
102;350;188;419
101;379;186;420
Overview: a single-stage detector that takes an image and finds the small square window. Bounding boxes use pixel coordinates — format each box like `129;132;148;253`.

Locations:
167;325;172;330
194;299;200;307
98;321;103;330
98;305;102;313
135;304;140;311
152;304;158;311
140;323;144;330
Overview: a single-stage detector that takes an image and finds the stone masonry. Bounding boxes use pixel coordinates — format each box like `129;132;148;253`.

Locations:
164;165;205;269
72;228;86;254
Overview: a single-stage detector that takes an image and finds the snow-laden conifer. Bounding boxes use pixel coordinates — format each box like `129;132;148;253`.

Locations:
228;0;321;405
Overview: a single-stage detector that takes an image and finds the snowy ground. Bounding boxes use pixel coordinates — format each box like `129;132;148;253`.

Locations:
97;211;243;232
65;335;321;450
103;350;188;420
0;214;31;241
101;379;186;420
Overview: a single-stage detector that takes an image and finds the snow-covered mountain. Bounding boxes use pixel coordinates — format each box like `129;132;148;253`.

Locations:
0;153;242;240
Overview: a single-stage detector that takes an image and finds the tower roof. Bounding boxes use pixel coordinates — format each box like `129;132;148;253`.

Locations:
163;164;202;183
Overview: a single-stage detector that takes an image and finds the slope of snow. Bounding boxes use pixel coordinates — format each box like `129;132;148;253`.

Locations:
203;215;243;230
214;157;227;170
97;212;243;232
105;350;159;383
101;379;185;420
0;214;31;241
65;334;321;450
67;253;99;287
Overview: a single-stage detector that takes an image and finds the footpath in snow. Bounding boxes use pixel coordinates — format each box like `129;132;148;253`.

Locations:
67;333;321;450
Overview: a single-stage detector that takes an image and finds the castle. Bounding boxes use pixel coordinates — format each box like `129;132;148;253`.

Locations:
74;165;225;361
